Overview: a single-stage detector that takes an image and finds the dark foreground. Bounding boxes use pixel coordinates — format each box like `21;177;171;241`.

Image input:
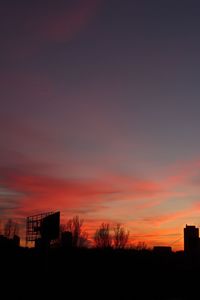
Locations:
1;247;200;300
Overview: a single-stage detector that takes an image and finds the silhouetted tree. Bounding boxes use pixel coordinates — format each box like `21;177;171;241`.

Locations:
59;224;67;236
4;219;19;239
78;230;90;248
135;241;148;250
94;223;112;248
113;223;129;249
65;216;88;248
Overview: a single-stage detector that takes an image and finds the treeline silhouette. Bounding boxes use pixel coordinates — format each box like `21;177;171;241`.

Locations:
59;216;130;249
0;215;145;250
0;216;199;300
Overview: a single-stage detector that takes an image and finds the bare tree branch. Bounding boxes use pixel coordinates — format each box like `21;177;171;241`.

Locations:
94;223;112;248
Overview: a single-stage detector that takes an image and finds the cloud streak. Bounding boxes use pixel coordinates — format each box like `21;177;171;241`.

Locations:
38;0;103;42
2;117;200;249
1;169;164;218
2;152;200;250
1;0;103;61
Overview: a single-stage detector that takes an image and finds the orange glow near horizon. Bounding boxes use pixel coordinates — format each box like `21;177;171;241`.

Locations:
2;1;200;253
2;157;200;251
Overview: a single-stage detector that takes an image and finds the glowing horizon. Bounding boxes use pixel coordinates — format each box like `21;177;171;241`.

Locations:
2;0;200;251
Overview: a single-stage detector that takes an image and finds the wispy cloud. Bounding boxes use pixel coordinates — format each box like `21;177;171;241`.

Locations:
2;118;200;249
1;0;103;60
141;205;200;226
38;0;103;43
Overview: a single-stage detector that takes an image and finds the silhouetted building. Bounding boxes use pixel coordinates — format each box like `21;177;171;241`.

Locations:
153;246;172;254
184;225;199;253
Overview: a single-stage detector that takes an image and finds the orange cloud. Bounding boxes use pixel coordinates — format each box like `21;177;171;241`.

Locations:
163;158;200;188
0;163;166;222
141;208;196;226
3;142;200;249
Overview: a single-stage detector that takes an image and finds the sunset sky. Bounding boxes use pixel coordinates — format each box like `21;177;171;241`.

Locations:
1;0;200;249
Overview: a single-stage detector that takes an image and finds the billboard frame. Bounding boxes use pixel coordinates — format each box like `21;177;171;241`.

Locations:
26;211;60;244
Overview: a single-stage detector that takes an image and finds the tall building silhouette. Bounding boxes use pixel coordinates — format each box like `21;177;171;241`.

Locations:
184;225;199;252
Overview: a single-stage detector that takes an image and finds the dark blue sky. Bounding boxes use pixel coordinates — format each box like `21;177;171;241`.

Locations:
1;0;200;248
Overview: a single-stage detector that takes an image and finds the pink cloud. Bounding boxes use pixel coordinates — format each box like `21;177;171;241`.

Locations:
0;165;165;221
2;0;103;60
162;158;200;188
38;0;102;42
2;157;200;250
2;122;200;250
140;204;200;227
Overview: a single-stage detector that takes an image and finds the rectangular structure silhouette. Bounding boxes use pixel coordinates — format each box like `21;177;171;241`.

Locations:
184;224;199;253
40;212;60;241
26;211;60;244
153;246;172;254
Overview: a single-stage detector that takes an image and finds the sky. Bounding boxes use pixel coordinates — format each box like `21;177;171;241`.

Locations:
1;0;200;250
